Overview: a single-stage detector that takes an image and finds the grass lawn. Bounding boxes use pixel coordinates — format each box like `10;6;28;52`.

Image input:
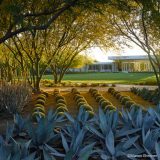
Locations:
42;72;156;85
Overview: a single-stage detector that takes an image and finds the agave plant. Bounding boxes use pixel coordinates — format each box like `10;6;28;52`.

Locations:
0;134;37;160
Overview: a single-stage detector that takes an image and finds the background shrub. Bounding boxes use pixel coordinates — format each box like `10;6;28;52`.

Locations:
0;82;31;114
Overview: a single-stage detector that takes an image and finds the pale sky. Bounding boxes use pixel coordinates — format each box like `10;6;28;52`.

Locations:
85;43;147;62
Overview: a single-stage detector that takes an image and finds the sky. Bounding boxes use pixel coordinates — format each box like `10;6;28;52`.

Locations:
85;42;147;62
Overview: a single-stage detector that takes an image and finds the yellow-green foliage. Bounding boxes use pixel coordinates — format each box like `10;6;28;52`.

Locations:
125;101;135;108
56;103;66;108
76;98;86;104
78;101;87;108
56;95;64;101
86;110;94;118
37;94;46;101
33;107;45;113
57;112;65;117
57;99;66;104
56;106;68;112
32;111;45;120
36;99;45;105
34;104;45;109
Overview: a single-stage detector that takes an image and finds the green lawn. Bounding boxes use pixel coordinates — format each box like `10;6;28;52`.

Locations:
42;72;157;85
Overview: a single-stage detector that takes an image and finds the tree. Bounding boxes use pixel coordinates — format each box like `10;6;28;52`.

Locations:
48;8;117;84
105;0;160;91
0;0;111;43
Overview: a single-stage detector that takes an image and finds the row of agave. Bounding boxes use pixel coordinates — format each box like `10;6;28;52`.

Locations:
54;89;68;117
108;88;143;110
89;88;116;112
32;92;48;120
130;87;160;105
2;105;160;160
71;88;94;118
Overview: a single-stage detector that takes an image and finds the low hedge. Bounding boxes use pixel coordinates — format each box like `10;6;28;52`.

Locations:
57;99;66;104
104;105;116;111
101;101;112;109
108;87;115;93
33;107;45;113
36;99;45;105
34;104;45;109
76;98;86;104
32;111;45;120
121;97;132;105
56;95;64;101
86;110;95;118
56;106;68;112
56;103;67;108
125;101;135;108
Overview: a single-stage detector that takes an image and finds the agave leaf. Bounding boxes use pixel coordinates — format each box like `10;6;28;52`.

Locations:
111;111;118;129
45;144;65;157
144;146;156;160
22;152;36;160
6;123;14;142
86;125;104;139
143;114;155;131
116;128;141;138
98;108;107;135
73;129;85;152
155;143;160;160
64;112;75;123
100;154;110;160
123;136;139;150
61;132;69;153
105;129;115;156
136;109;142;128
43;148;54;160
78;142;95;160
64;149;74;160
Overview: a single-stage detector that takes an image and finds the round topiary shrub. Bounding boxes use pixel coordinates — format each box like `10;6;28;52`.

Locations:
74;94;83;101
101;101;112;109
32;111;45;121
95;96;103;102
56;103;66;108
74;91;80;95
37;95;46;101
94;93;101;97
76;98;86;103
34;104;45;109
130;103;142;110
108;87;115;93
57;99;66;104
33;107;45;113
86;110;95;118
92;90;98;97
116;93;121;99
81;105;93;111
56;95;64;101
113;91;120;97
56;112;65;117
41;92;48;97
89;88;94;93
125;101;135;108
71;88;77;93
56;106;68;112
104;105;116;111
121;97;132;105
78;102;87;108
111;89;116;95
36;99;45;105
99;99;106;105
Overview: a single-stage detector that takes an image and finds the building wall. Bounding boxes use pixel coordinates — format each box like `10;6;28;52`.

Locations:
69;59;154;73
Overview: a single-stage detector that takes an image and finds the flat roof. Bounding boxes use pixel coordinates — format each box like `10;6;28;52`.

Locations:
89;62;113;65
108;55;151;60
